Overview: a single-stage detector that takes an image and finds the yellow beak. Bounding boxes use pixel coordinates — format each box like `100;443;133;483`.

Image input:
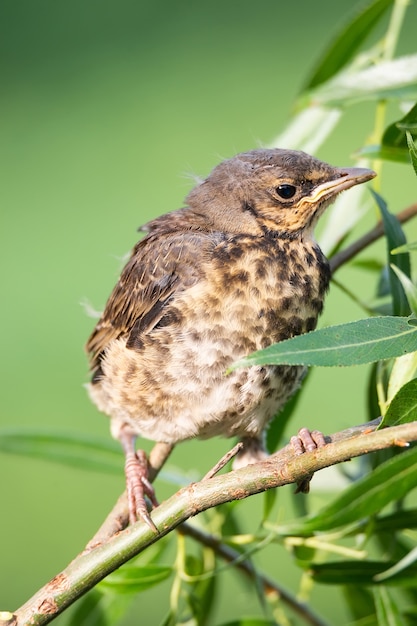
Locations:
305;167;376;203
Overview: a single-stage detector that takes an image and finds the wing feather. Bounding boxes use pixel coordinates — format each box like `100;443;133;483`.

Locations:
86;227;219;374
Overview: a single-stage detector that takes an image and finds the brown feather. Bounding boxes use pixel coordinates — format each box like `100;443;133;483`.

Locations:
86;226;225;373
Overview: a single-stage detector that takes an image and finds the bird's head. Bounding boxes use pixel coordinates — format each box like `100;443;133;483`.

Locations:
186;149;376;238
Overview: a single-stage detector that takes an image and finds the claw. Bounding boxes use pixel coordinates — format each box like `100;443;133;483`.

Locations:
291;427;326;455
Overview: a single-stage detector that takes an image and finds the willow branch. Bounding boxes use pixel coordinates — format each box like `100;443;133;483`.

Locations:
5;419;417;626
329;202;417;274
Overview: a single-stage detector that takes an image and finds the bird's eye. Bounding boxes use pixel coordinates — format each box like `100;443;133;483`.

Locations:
276;184;296;199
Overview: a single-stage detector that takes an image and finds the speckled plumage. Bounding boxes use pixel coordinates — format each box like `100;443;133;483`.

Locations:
86;148;375;525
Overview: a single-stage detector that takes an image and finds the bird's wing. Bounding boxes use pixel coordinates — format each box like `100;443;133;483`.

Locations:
86;228;218;374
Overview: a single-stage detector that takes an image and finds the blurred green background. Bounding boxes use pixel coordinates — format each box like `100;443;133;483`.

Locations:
1;1;417;624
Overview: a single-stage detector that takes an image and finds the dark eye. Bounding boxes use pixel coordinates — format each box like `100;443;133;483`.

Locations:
276;184;296;199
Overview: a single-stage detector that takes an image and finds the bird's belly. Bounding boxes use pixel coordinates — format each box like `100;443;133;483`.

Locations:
89;329;306;444
91;245;325;444
193;362;306;440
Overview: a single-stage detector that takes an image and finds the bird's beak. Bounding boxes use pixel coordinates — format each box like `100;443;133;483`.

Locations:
305;167;376;203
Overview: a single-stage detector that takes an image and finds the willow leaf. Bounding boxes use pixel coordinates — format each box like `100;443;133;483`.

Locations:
232;317;417;369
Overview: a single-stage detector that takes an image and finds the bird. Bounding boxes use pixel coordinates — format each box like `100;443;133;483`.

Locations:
86;148;376;529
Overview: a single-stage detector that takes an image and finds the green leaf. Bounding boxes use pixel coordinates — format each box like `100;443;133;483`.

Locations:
159;610;178;626
68;588;133;626
68;589;106;626
302;55;417;108
0;428;194;488
392;241;417;254
390;266;417;316
371;191;411;316
309;561;417;586
0;429;122;474
358;105;417;164
357;144;413;164
374;547;417;582
281;447;417;534
407;131;417;176
374;587;407;625
382;103;417;148
381;378;417;427
302;0;393;91
231;317;417;370
352;258;385;272
266;379;307;453
98;565;172;594
184;553;217;626
387;351;417;405
343;585;375;622
373;508;417;533
262;488;277;522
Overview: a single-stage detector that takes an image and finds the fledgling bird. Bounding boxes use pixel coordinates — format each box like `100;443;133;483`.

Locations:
86;149;375;528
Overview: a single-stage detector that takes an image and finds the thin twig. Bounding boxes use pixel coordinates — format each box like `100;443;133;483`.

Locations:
330;203;417;274
202;441;243;480
6;419;417;626
178;523;330;626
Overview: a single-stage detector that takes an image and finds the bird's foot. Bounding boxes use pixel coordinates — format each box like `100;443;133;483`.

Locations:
124;449;159;530
118;425;159;531
290;427;327;494
290;427;326;455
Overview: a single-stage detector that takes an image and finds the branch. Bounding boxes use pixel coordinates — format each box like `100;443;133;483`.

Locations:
5;419;417;626
329;202;417;273
178;523;331;626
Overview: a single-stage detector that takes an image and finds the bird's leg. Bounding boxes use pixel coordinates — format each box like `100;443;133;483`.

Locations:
118;425;159;531
290;427;327;493
232;436;268;469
